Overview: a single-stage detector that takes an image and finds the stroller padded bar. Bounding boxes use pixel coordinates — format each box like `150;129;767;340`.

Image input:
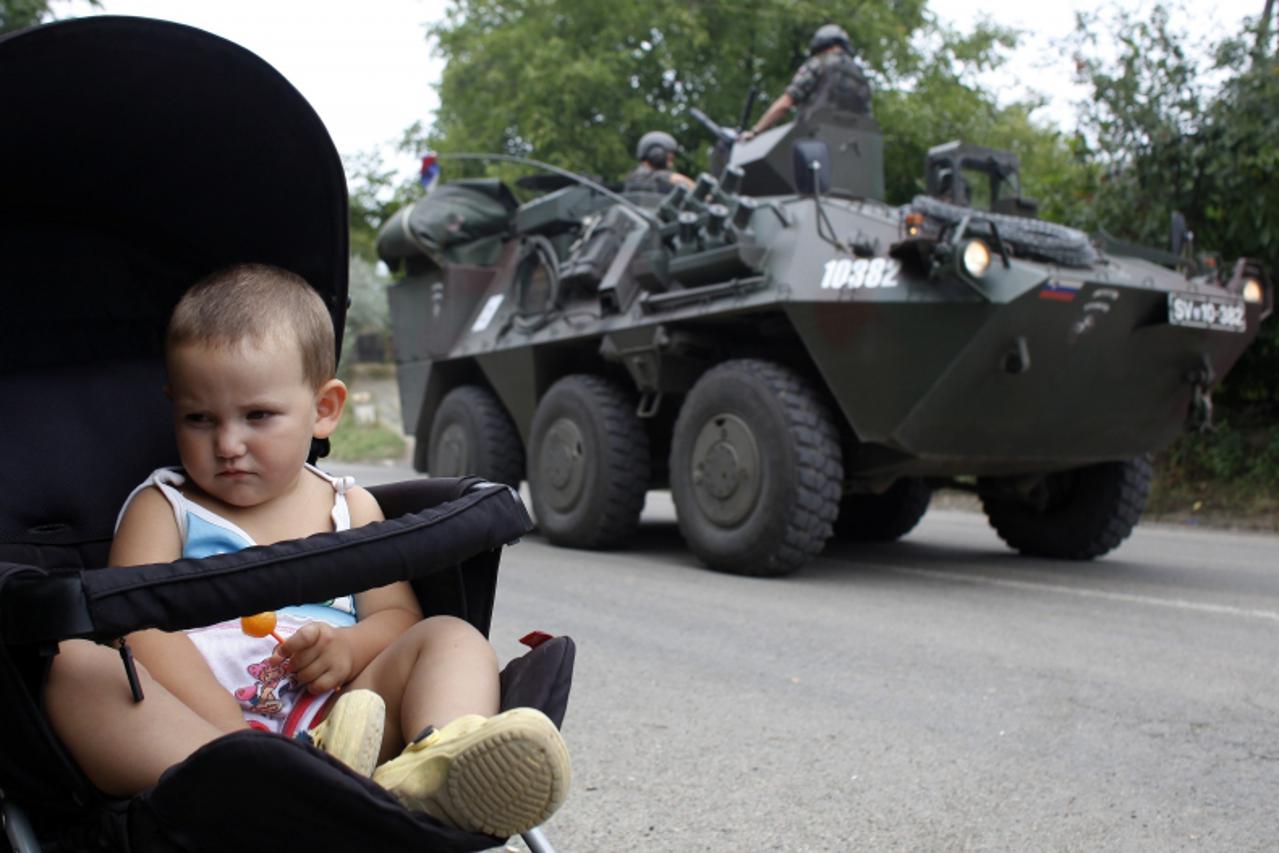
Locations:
369;476;495;517
1;483;532;645
0;568;94;643
133;728;504;851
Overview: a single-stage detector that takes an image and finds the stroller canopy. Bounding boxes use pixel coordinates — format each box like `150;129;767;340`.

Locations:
0;15;350;560
0;15;350;375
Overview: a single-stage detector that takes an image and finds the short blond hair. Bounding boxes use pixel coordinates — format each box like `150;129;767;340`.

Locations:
167;263;335;388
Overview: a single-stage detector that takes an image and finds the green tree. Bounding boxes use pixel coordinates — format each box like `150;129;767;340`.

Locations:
424;0;942;183
419;0;1085;212
872;20;1092;216
1070;3;1278;414
1068;5;1209;243
1199;26;1279;413
1;0;47;33
340;254;392;373
1;0;97;35
345;149;418;263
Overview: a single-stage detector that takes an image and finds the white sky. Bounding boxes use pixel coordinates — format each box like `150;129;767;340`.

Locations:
70;0;449;175
71;0;1264;180
929;0;1265;127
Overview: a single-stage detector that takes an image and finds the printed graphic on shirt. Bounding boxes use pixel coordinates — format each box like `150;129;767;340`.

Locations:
234;656;300;719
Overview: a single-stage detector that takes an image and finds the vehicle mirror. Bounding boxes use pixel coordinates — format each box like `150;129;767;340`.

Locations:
792;140;831;195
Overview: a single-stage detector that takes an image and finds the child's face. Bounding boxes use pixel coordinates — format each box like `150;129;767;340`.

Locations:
167;334;342;508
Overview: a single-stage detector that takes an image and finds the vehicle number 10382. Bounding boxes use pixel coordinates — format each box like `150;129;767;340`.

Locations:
820;257;901;290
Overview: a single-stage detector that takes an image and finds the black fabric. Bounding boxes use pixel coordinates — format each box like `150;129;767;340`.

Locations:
0;566;100;817
0;17;349;377
371;478;505;636
1;16;350;566
1;484;531;645
368;476;488;515
128;731;502;852
499;636;576;729
0;359;176;569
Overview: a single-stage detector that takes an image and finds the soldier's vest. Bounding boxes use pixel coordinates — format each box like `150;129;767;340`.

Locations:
623;164;677;194
798;51;872;126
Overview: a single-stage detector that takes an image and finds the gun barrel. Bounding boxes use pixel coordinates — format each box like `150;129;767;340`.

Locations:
737;86;760;131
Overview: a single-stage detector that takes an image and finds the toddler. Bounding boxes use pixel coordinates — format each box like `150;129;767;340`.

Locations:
44;263;569;838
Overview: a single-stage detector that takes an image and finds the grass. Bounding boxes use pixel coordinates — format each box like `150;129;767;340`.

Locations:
1145;421;1279;531
328;416;407;463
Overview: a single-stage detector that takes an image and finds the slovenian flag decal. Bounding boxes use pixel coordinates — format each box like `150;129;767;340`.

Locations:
1039;279;1080;302
420;153;440;192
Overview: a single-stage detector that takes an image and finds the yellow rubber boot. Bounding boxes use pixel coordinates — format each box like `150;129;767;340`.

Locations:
372;707;571;837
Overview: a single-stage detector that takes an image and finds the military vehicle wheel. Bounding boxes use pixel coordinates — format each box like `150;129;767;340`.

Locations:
527;374;650;548
428;385;525;487
834;478;932;541
669;359;842;577
979;456;1152;559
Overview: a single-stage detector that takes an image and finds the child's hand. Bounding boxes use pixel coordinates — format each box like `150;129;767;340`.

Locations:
273;622;355;694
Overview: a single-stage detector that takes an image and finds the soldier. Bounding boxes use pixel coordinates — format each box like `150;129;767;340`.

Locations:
623;130;696;193
740;24;872;141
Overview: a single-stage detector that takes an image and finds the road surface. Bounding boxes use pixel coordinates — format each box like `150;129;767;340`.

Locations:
333;463;1279;851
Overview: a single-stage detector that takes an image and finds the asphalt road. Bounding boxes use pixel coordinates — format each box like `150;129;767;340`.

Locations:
332;463;1279;852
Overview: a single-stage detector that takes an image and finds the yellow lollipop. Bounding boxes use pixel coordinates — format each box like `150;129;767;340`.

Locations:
241;611;285;645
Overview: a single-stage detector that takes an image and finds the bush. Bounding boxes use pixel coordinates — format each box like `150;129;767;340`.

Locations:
1148;419;1279;528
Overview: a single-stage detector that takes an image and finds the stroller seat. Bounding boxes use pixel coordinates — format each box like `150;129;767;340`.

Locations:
0;16;573;853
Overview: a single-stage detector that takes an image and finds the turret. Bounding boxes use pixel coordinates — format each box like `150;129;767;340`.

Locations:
728;108;885;199
696;106;885;200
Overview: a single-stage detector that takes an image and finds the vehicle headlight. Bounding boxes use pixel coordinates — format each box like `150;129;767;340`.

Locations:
905;211;925;237
1242;277;1264;304
960;239;991;278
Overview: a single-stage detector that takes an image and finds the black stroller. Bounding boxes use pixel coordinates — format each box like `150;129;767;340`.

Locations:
0;16;573;853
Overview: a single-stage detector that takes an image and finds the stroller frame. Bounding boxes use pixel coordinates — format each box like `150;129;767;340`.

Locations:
1;16;571;853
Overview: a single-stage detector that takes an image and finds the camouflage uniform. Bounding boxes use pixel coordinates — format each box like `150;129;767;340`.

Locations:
623;164;679;194
785;49;872;120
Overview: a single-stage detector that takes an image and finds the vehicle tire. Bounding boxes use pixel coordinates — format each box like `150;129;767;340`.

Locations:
527;374;649;548
669;359;842;577
911;194;1099;268
834;478;932;542
978;456;1152;559
427;385;525;487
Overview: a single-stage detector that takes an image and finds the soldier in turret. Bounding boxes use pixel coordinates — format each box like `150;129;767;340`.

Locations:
623;130;696;193
741;24;872;141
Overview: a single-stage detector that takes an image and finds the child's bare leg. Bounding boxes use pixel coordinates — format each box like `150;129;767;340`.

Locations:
348;615;499;759
44;639;235;797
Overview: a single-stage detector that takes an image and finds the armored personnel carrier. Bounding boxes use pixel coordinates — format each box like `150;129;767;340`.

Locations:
377;109;1273;576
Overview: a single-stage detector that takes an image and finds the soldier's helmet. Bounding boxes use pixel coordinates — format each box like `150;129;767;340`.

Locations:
810;23;851;55
636;130;680;164
636;130;679;167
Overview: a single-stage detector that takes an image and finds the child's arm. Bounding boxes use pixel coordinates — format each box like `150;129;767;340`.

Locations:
275;486;426;694
111;488;247;732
